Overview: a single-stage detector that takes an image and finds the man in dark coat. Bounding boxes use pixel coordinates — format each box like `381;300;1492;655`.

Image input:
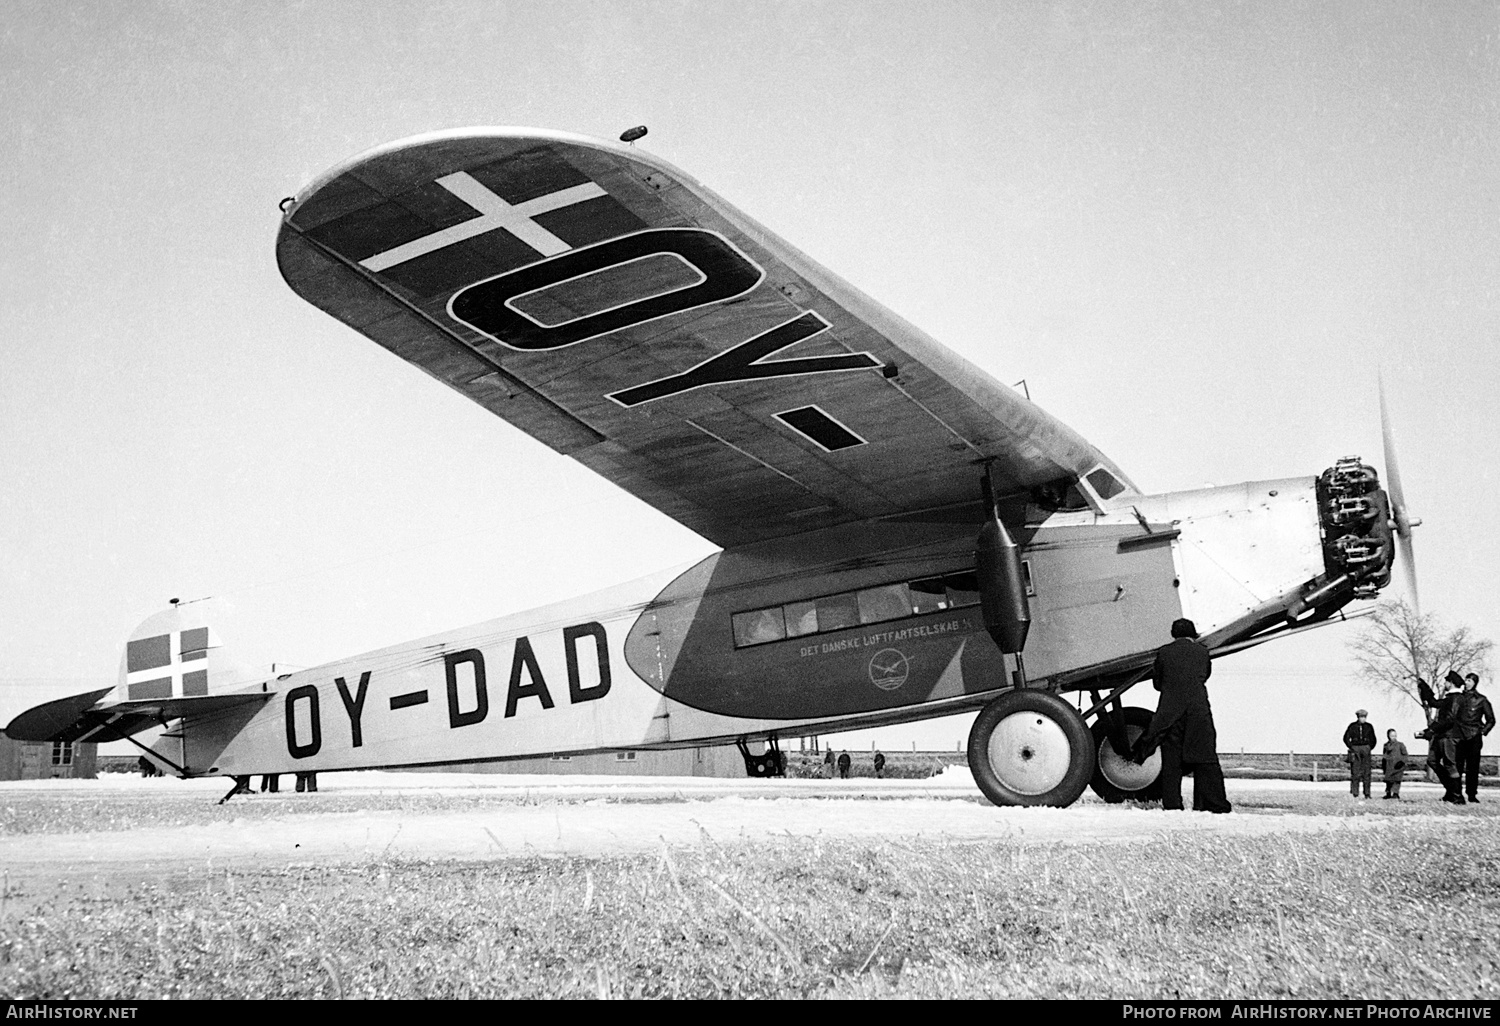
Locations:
1132;618;1232;813
1343;709;1377;799
1421;676;1467;804
1454;673;1496;803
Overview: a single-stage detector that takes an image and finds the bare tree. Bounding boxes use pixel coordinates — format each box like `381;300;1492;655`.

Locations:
1347;600;1492;717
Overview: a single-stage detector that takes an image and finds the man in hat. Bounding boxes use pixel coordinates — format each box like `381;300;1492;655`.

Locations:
1131;618;1232;813
1453;673;1495;803
1419;673;1468;804
1343;709;1377;799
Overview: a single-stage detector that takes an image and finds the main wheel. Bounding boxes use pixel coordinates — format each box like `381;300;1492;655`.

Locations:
1089;706;1163;803
967;689;1095;807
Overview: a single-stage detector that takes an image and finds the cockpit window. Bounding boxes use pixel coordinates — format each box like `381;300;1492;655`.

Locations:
1030;477;1090;512
1085;467;1126;501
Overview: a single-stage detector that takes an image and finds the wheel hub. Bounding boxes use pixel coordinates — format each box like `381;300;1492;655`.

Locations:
1097;726;1160;791
987;712;1072;796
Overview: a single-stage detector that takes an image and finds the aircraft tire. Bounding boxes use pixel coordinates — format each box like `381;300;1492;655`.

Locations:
967;689;1095;807
1088;706;1163;803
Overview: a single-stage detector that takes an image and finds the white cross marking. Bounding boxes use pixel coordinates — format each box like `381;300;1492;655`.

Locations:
125;631;207;699
359;173;607;272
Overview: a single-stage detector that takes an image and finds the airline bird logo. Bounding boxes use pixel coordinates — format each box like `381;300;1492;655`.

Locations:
868;649;910;691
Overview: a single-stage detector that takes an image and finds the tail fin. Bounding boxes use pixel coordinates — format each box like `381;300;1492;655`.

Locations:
117;601;250;701
6;602;264;744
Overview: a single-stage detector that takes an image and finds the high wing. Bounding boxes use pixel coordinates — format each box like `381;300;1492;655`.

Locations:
277;128;1137;547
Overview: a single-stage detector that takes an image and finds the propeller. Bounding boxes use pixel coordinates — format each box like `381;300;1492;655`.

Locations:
1379;374;1422;612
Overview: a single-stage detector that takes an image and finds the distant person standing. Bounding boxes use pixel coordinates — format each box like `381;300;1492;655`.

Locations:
1131;618;1232;814
873;750;886;779
1344;709;1376;799
1454;673;1495;803
837;751;851;780
1382;729;1409;800
823;748;836;779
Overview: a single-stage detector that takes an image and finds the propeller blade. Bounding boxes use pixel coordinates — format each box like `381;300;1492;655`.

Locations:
1398;530;1418;614
1379;373;1419;613
1379;377;1407;529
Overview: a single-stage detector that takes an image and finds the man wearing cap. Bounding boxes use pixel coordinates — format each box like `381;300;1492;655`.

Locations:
1343;709;1377;799
1131;618;1232;814
1453;673;1495;803
1420;673;1468;804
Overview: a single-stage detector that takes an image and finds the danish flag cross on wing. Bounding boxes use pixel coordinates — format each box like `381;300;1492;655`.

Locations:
125;628;211;700
359;172;606;271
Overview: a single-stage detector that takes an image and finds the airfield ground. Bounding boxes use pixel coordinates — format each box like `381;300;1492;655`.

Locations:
0;771;1496;1000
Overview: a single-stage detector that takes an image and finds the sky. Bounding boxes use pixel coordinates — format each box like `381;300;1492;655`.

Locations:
2;1;1497;756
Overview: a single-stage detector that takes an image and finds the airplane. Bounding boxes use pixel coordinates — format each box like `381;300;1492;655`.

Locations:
5;127;1415;807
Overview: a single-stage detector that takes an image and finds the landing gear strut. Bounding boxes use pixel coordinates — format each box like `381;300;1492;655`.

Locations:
967;690;1095;807
736;736;787;777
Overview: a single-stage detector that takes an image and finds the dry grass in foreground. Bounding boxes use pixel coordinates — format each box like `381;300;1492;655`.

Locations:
2;824;1497;1000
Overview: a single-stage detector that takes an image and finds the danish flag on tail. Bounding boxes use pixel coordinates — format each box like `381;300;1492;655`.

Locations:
124;627;215;699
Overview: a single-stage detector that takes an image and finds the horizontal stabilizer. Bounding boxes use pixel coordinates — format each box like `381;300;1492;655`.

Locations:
5;689;270;744
4;687;115;742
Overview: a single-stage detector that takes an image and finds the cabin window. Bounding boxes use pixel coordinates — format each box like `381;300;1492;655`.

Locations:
909;578;949;614
731;569;982;648
814;593;859;632
944;571;980;608
784;600;818;637
615;751;637;762
51;741;73;767
732;607;786;647
858;584;911;625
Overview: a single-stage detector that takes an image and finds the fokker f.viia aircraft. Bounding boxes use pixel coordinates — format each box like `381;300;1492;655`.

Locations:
8;128;1415;807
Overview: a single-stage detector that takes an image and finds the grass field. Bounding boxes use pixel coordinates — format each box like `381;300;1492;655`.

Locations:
1;783;1497;1000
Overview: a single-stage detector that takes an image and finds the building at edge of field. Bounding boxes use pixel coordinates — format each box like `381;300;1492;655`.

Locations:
0;738;97;781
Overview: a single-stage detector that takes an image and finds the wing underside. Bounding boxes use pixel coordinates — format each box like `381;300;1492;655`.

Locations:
277;129;1134;546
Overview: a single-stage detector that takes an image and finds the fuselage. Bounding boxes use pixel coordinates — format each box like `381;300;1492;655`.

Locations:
159;469;1380;778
